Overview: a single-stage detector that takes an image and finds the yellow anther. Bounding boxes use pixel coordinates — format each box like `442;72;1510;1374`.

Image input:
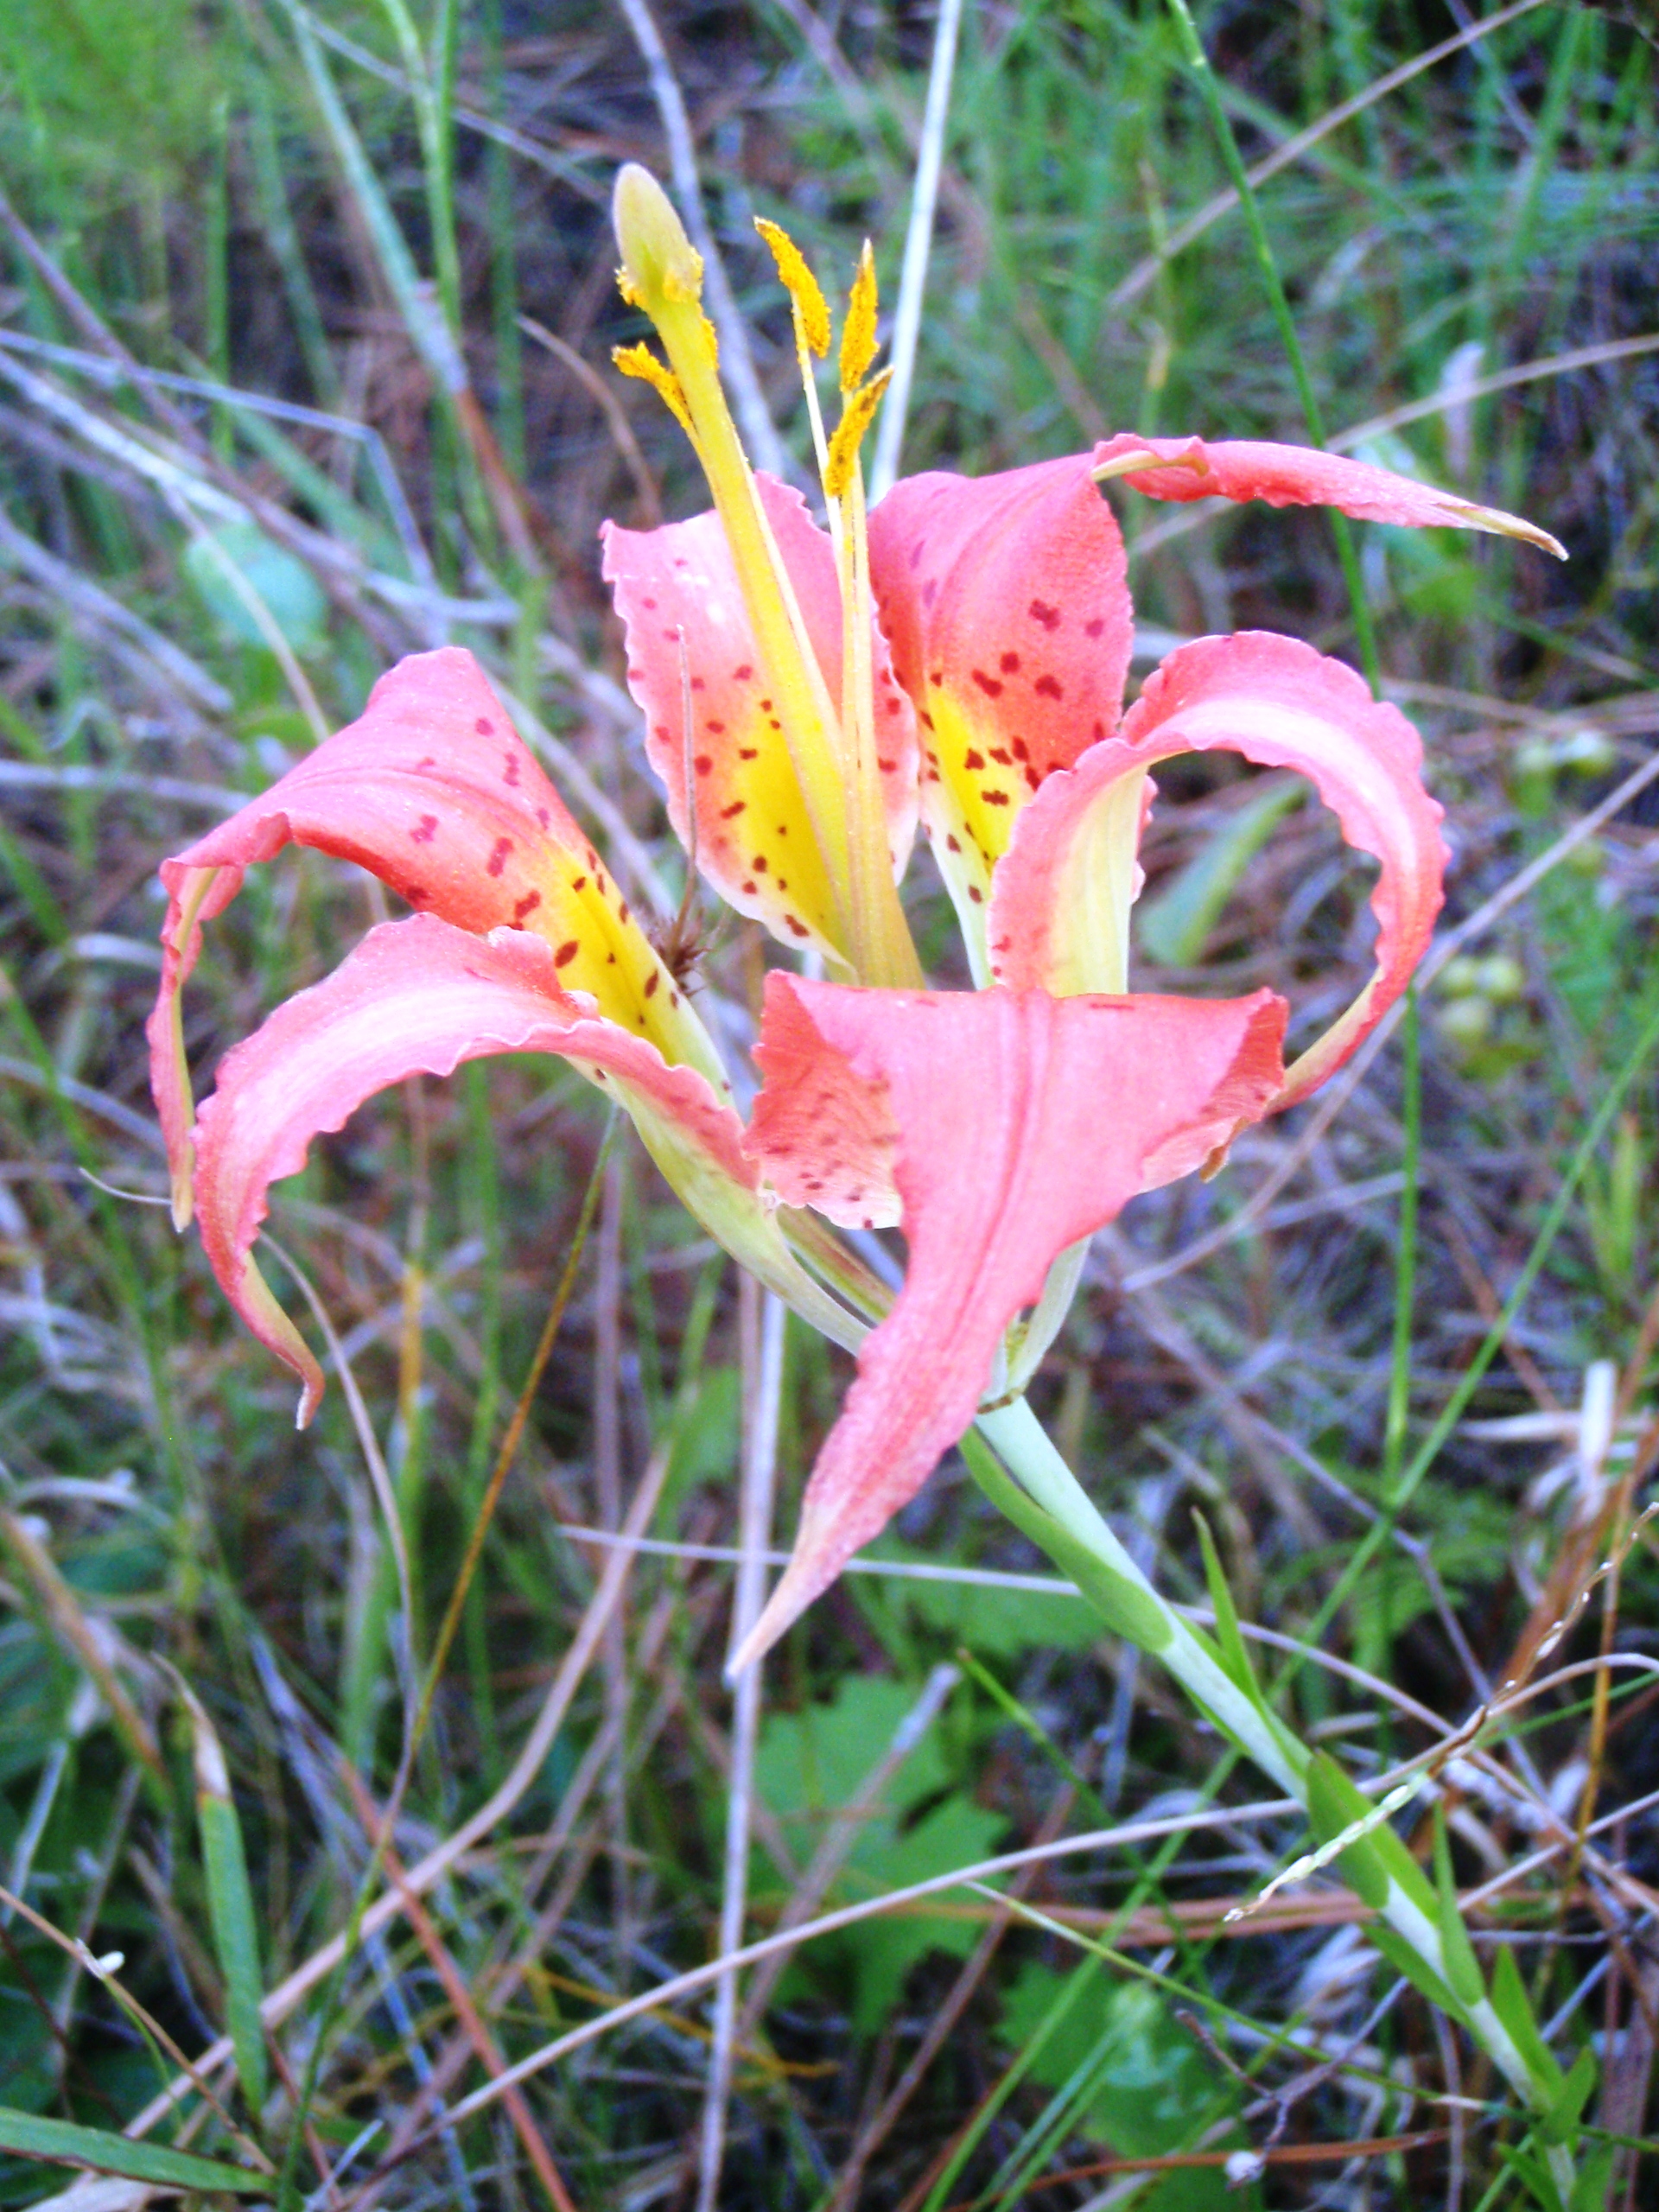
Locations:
754;219;830;359
840;241;880;395
613;342;696;442
824;366;893;499
613;164;705;311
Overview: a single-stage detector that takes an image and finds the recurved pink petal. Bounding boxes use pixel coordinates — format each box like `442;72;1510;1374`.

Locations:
602;474;918;960
991;632;1446;1110
735;976;1287;1666
191;915;852;1426
868;457;1134;943
1090;433;1566;556
149;647;719;1225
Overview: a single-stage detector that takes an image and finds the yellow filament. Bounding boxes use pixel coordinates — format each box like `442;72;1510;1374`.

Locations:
840;241;880;394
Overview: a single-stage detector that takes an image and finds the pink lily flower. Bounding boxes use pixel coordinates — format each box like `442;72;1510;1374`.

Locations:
149;168;1562;1669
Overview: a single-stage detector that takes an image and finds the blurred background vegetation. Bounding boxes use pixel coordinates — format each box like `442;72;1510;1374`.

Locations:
0;1;1656;2205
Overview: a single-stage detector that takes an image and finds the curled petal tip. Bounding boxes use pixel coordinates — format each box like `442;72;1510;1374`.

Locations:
1451;497;1567;561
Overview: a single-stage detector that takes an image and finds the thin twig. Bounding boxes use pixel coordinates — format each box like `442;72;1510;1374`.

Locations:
694;1284;785;2211
868;0;967;501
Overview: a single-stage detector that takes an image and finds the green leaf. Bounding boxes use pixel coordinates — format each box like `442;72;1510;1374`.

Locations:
1431;1808;1486;2009
1367;1923;1466;2018
180;1686;269;2115
1542;2043;1596;2146
1490;1945;1566;2099
0;2107;267;2192
1138;775;1303;966
1303;1753;1390;1912
1192;1511;1261;1704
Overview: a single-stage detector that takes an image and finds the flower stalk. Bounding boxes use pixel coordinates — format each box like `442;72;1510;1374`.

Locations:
968;1397;1584;2196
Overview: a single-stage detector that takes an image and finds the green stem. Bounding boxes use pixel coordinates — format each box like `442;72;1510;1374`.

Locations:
966;1397;1565;2147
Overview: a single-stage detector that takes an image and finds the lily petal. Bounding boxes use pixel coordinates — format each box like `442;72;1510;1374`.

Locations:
193;914;861;1425
1090;433;1567;557
149;647;723;1224
990;633;1446;1109
736;976;1287;1666
868;457;1133;967
602;474;918;964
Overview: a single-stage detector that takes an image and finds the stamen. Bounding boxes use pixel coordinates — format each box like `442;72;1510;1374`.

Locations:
754;216;832;485
753;219;830;358
824;367;893;500
612;342;696;442
840;241;880;395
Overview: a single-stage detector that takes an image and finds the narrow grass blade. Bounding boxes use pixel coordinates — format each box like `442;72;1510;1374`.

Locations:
0;2109;267;2193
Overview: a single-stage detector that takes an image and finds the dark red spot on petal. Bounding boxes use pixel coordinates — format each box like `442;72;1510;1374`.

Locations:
1000;651;1020;674
988;747;1011;766
1034;674;1063;700
1011;736;1029;760
785;915;809;937
945;833;961;853
721;799;747;818
410;814;438;844
733;664;753;681
1084;618;1104;639
513;890;543;921
1029;599;1061;631
982;789;1010;807
963;749;985;771
706;719;726;734
968;884;983;903
487;836;514;877
554;939;581;967
475;716;494;736
695;754;714;776
645;970;659;997
752;855;767;874
739;747;760;760
971;669;1002;696
572;874;587;892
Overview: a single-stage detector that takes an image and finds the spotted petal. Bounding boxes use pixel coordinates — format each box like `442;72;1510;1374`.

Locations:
193;914;860;1424
602;474;918;964
989;632;1447;1109
735;976;1287;1666
868;456;1133;969
1090;433;1566;556
149;647;721;1224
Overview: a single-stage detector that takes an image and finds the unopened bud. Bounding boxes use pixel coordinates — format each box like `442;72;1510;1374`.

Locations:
613;165;703;309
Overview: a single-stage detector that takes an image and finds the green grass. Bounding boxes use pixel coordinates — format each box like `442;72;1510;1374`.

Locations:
1;2;1657;2206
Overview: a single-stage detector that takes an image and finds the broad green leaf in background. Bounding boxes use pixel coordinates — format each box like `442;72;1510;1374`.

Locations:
997;1965;1246;2209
